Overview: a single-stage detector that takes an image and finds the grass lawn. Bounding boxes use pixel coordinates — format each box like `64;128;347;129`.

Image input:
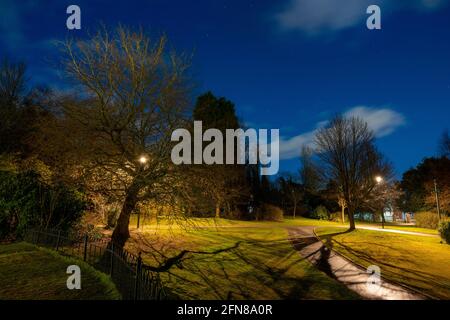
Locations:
356;222;439;235
125;219;359;300
129;215;437;235
0;242;120;300
129;215;345;230
315;227;450;299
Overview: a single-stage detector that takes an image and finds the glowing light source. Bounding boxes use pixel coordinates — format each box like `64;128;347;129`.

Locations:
139;156;148;164
375;176;383;184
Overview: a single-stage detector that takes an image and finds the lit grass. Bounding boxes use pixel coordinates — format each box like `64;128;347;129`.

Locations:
0;242;120;300
382;226;438;235
315;227;450;299
127;221;358;300
129;215;346;231
356;222;439;235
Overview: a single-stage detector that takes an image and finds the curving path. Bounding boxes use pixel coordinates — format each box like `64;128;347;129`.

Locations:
356;226;438;237
288;226;426;300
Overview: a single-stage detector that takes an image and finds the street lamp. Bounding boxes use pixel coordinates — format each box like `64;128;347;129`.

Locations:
375;175;385;228
139;155;148;165
136;155;148;229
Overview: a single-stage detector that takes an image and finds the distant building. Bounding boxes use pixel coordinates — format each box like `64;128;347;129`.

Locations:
355;206;413;223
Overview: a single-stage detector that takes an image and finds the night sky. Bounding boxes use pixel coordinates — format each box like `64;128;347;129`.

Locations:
1;0;450;177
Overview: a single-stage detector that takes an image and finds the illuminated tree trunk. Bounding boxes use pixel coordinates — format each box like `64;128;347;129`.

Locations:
338;197;346;224
215;202;221;219
111;183;140;248
381;209;386;229
347;207;356;231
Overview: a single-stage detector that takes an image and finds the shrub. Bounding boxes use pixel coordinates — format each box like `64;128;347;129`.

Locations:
439;221;450;244
256;203;284;221
415;211;440;229
310;205;330;220
330;211;346;222
0;170;86;239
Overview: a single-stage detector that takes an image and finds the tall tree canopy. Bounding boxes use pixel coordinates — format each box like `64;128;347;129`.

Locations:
47;26;193;247
399;157;450;215
189;92;248;218
193;91;239;130
0;59;51;157
315;115;393;230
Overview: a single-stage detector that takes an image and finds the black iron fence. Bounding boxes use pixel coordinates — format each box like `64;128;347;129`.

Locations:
24;228;166;300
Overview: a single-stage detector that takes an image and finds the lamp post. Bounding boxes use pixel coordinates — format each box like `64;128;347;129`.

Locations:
375;176;385;229
136;155;148;229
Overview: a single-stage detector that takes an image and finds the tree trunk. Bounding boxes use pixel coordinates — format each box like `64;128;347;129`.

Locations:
293;203;297;218
347;207;356;231
341;205;345;224
215;202;221;219
111;184;140;248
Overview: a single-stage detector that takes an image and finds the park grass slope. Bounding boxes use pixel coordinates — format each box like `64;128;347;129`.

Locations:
127;221;360;300
0;242;120;300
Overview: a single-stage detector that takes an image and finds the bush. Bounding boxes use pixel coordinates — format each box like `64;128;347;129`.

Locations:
330;211;346;222
0;170;86;239
415;211;440;229
256;203;284;221
310;205;330;220
439;221;450;244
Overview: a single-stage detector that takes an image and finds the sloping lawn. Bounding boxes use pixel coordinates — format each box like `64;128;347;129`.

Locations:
0;242;120;300
126;222;359;300
316;227;450;299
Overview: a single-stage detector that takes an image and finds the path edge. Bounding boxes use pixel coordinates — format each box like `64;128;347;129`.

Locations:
312;227;437;300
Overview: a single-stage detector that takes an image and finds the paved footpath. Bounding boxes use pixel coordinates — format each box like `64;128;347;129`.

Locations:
288;226;426;300
356;226;438;237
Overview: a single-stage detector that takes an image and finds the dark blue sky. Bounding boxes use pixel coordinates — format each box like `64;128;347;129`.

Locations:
1;0;449;177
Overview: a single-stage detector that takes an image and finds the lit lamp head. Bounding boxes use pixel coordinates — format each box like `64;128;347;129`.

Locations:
139;155;148;165
375;176;383;184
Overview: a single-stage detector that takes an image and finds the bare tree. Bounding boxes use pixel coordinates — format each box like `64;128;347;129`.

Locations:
337;193;347;224
315;115;393;230
277;173;303;218
54;26;193;248
0;59;27;153
366;179;400;227
0;58;26;106
300;146;321;193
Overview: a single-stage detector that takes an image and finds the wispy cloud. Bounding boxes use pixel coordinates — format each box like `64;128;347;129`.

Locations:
344;106;406;137
278;106;406;160
275;0;449;35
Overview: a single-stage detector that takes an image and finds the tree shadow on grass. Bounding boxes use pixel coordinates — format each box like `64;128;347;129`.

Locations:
131;232;357;300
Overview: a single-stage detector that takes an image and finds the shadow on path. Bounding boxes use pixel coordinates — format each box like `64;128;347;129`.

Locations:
287;226;425;300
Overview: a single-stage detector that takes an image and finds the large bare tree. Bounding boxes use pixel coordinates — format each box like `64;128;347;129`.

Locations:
315;115;393;230
55;26;192;247
0;59;27;153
